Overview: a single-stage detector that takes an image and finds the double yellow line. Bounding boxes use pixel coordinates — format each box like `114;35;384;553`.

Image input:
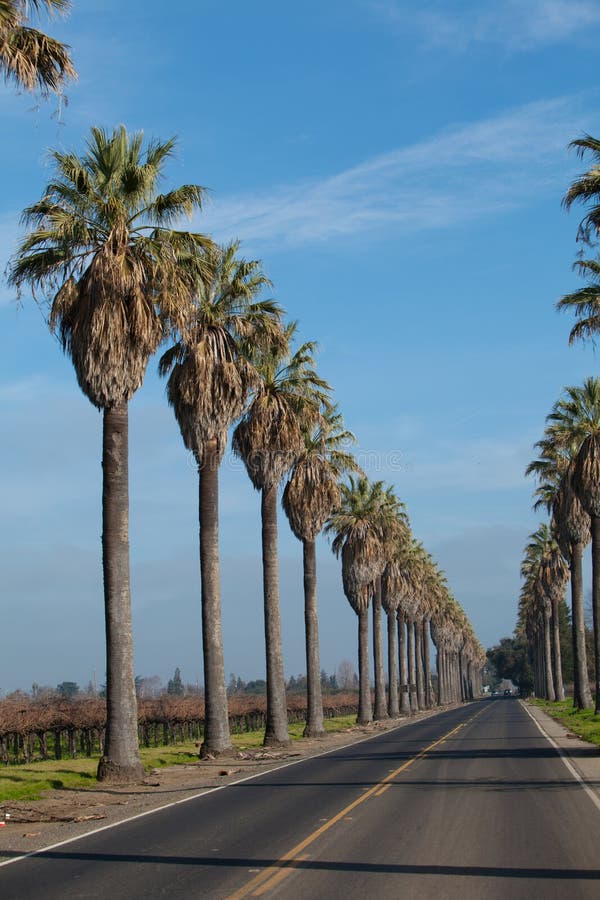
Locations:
226;708;486;899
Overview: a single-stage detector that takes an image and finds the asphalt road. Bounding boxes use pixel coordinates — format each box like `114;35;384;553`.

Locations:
1;699;599;899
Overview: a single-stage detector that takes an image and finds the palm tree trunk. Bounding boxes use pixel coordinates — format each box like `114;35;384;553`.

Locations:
407;618;418;711
415;619;425;709
535;627;543;697
97;401;143;783
447;652;454;702
460;652;468;701
570;541;593;709
440;649;447;703
550;595;565;702
261;485;290;746
450;653;456;702
592;516;600;714
302;538;325;737
199;439;232;757
467;660;474;700
357;607;373;724
372;577;388;720
397;612;411;715
543;610;556;701
387;610;399;717
422;619;433;708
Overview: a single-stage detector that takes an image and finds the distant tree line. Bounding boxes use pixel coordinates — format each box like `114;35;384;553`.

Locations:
488;598;595;696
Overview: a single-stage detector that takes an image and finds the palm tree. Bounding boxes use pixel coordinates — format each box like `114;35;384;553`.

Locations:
0;0;76;94
430;589;464;705
233;324;330;746
521;524;568;701
381;519;412;717
396;539;428;711
372;488;408;720
421;561;447;708
9;125;210;782
527;439;593;709
282;408;358;736
159;242;281;756
325;476;399;724
545;377;600;711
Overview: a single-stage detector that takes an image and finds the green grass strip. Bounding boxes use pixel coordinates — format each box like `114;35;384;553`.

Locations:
529;698;600;747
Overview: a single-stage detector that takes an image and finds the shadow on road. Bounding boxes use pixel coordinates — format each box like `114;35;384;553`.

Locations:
2;849;599;880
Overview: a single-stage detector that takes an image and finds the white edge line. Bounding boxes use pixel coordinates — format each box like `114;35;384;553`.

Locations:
0;704;469;870
520;701;600;815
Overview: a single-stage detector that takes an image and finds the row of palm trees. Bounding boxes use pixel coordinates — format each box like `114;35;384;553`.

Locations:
524;377;600;710
326;477;485;725
6;123;485;782
523;137;600;713
3;9;484;782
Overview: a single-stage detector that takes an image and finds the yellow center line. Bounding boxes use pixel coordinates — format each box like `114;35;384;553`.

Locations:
225;710;484;900
251;855;309;897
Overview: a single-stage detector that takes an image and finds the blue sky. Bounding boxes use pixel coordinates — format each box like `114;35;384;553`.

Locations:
1;0;599;693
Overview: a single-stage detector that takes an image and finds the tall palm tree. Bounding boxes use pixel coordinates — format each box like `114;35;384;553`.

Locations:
159;242;281;756
372;488;407;720
521;524;568;701
233;324;330;746
396;539;428;711
0;0;76;94
9;126;211;782
527;439;593;709
421;560;447;708
325;476;399;724
381;518;412;717
545;377;600;711
282;407;359;737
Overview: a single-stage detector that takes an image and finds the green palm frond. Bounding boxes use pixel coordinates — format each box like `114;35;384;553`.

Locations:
563;135;600;244
557;258;600;345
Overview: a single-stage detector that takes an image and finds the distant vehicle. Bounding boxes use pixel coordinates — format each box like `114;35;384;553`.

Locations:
491;690;499;697
504;689;512;697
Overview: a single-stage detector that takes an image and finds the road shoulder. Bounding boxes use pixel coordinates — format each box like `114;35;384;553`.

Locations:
522;700;600;808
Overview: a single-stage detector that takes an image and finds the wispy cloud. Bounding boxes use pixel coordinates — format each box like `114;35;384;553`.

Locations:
203;95;585;248
367;0;600;52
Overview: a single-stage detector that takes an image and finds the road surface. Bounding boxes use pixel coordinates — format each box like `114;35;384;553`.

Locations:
1;699;599;898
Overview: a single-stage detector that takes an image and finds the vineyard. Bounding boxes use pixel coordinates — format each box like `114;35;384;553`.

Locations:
0;693;359;765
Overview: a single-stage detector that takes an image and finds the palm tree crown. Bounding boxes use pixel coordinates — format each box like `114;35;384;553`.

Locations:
159;241;281;464
10;125;211;408
563;135;600;244
544;377;600;515
233;322;331;490
0;0;76;94
282;407;359;542
557;258;600;345
326;476;404;600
